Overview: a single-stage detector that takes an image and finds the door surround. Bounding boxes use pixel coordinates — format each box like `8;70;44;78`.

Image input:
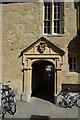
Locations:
22;57;62;102
20;37;64;102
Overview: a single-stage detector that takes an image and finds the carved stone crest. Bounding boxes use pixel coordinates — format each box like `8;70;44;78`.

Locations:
37;41;46;53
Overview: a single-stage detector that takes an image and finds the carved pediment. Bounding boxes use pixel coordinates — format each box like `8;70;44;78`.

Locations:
20;37;65;56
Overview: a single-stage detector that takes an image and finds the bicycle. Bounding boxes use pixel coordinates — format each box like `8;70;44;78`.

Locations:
56;88;80;108
0;81;16;119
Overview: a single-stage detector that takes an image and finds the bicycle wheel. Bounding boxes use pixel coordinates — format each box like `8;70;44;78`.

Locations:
0;110;6;119
76;99;80;108
2;110;6;119
9;101;16;115
1;98;7;118
56;94;67;108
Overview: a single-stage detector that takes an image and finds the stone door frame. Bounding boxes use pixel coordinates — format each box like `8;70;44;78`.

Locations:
22;55;62;102
20;37;64;102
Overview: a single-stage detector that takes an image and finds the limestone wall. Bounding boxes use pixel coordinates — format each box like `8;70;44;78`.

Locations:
2;2;79;96
0;3;2;84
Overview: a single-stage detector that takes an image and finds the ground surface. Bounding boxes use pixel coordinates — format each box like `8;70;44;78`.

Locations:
4;97;80;119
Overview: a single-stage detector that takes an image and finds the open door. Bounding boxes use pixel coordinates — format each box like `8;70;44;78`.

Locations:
31;60;55;103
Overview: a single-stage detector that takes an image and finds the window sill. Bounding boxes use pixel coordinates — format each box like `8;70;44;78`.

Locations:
43;33;66;37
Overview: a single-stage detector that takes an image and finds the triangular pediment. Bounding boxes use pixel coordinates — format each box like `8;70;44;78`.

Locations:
20;37;65;56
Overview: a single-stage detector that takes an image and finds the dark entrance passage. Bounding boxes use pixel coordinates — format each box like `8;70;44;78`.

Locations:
31;60;55;103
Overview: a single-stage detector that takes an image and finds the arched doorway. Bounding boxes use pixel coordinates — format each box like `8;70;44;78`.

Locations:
31;60;55;103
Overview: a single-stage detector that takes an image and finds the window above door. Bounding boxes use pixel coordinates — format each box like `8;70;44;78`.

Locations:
43;1;64;35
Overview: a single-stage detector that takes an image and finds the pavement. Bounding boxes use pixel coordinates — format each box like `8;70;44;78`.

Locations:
5;97;79;119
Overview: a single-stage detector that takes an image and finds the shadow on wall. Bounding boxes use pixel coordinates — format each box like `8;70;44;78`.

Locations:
68;35;80;73
66;32;80;93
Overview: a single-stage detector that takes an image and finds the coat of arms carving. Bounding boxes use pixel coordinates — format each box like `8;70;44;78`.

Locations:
37;41;46;53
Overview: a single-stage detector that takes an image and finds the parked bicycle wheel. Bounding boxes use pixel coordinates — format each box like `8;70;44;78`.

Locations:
2;97;16;116
9;101;16;115
0;108;6;119
1;97;7;119
56;94;67;108
76;99;80;108
1;81;16;118
2;110;6;119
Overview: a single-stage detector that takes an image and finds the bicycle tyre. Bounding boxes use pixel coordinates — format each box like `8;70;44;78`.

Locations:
0;111;5;119
9;101;16;115
56;94;67;108
1;97;7;118
0;107;6;119
76;99;80;108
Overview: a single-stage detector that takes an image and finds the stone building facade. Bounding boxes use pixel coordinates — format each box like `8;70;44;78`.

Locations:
1;1;80;102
